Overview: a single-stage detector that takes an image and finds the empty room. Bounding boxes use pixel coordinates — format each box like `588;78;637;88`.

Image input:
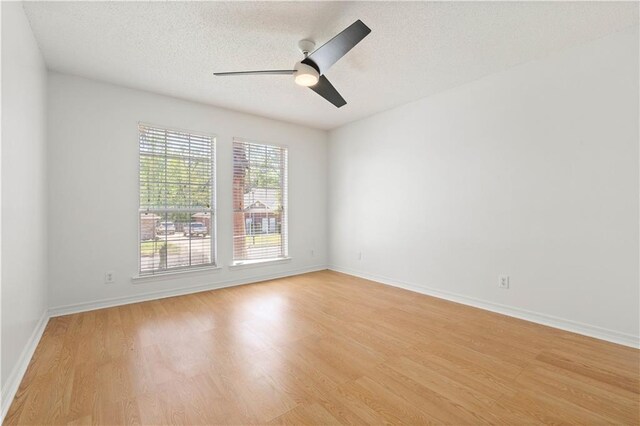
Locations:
1;1;638;424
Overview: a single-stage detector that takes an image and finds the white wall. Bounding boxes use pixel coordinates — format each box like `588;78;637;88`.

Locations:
47;73;327;311
1;1;48;395
328;26;639;345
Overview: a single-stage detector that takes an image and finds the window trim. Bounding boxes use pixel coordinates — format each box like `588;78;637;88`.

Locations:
132;265;222;283
229;257;292;269
231;137;289;265
137;122;217;276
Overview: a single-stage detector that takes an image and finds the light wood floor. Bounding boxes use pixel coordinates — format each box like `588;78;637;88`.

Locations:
5;270;639;425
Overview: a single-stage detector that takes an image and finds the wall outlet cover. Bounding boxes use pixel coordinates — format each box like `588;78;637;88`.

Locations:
498;275;509;289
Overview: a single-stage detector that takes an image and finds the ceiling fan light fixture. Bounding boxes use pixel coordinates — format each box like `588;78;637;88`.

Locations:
293;62;319;87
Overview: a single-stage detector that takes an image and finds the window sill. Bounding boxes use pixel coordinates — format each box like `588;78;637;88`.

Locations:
132;265;222;283
229;257;292;270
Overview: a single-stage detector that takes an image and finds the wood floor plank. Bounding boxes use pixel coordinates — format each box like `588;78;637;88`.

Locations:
515;366;638;424
535;350;639;394
268;402;341;425
4;270;639;425
369;361;499;424
336;376;438;425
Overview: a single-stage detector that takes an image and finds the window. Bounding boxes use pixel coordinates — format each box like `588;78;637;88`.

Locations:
233;139;288;264
138;124;215;275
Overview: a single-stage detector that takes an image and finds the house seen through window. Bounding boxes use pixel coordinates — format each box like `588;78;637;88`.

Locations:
233;139;288;263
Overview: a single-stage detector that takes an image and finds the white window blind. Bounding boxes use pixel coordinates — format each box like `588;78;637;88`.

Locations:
233;139;288;263
139;123;215;274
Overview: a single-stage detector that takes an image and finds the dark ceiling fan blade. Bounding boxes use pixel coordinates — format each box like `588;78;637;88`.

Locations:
213;70;296;76
308;75;346;108
302;20;371;75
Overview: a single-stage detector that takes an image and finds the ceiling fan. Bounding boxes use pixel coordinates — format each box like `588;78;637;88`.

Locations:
213;20;371;108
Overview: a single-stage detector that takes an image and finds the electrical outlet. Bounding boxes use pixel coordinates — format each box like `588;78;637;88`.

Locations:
358;252;363;261
310;249;315;257
498;275;509;289
105;271;115;284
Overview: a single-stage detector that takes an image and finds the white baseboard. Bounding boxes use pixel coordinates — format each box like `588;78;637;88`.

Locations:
49;265;327;317
1;310;49;423
329;265;640;349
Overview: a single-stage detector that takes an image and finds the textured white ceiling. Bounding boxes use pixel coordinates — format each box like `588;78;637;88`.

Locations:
23;1;638;130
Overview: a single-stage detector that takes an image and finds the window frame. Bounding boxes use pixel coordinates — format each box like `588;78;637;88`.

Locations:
231;137;289;266
137;122;217;276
